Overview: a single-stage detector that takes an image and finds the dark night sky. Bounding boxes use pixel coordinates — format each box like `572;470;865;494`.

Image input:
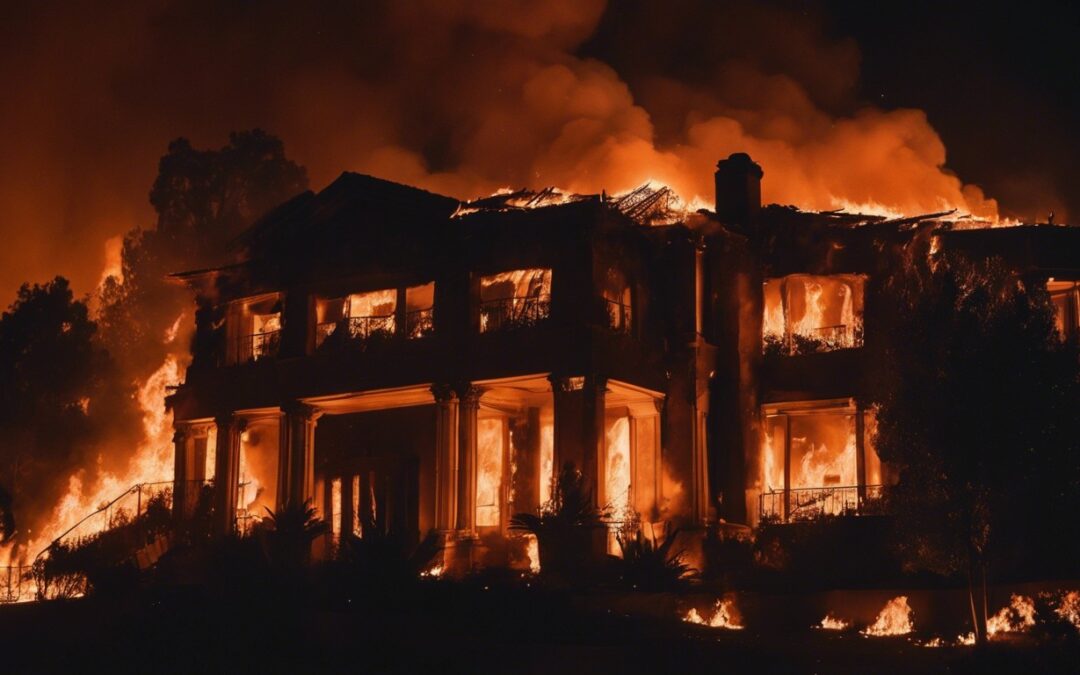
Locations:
828;1;1079;225
0;0;1075;302
584;0;1079;223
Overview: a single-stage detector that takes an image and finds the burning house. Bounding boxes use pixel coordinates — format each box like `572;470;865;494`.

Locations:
166;153;1080;570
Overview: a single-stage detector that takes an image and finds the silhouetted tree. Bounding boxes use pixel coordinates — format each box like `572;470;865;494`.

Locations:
0;278;131;531
97;130;308;377
865;251;1080;642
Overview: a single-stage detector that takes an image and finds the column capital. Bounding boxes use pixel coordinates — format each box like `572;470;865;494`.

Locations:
282;400;321;420
584;373;609;393
547;374;576;394
214;412;246;431
172;428;189;444
431;383;458;404
456;384;485;407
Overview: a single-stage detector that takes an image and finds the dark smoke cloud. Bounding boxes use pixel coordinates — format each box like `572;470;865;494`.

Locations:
0;0;1057;304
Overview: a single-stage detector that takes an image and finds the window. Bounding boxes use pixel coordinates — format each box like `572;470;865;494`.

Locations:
479;268;552;332
315;282;436;349
347;289;397;339
476;417;507;528
763;274;865;356
1048;280;1079;340
230;294;283;363
600;266;633;334
405;283;435;338
759;400;883;522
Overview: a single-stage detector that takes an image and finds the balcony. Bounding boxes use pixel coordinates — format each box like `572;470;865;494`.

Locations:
479;295;551;332
239;330;281;362
760;484;884;522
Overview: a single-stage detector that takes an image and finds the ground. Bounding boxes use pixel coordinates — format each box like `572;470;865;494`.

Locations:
1;581;1078;674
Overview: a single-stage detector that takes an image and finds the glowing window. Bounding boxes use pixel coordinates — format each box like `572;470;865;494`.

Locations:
476;417;506;527
759;401;882;522
479;268;552;332
347;289;397;339
405;283;435;338
763;274;865;356
1048;280;1079;340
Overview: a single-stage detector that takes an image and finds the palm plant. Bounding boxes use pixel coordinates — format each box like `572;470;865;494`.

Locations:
262;499;329;572
510;462;607;579
611;522;697;592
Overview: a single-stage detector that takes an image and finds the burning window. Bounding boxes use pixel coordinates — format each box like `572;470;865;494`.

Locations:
405;282;435;338
604;415;633;555
231;294;283;363
347;289;397;339
1048;280;1079;340
315;283;436;348
600;267;633;334
479;268;552;332
236;422;280;533
763;274;865;356
538;414;554;506
476;416;506;528
604;416;632;513
759;400;882;522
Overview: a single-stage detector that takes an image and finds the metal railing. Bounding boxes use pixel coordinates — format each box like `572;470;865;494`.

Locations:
405;307;434;338
239;330;281;361
479;296;551;332
760;484;883;522
41;480;204;555
0;565;31;603
766;323;863;356
605;299;632;334
347;315;396;340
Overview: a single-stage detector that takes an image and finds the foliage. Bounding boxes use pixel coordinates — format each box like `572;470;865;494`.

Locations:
864;249;1080;636
0;278;140;540
510;462;606;534
97;130;308;377
511;462;607;582
334;529;443;589
32;487;176;598
261;500;329;573
609;523;696;591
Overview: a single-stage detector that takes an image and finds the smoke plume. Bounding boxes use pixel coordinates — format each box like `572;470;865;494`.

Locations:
0;0;1038;305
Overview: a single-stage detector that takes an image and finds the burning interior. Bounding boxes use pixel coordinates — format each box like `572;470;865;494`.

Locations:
757;399;884;523
763;274;865;356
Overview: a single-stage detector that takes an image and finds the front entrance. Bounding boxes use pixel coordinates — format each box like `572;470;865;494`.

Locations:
322;454;419;545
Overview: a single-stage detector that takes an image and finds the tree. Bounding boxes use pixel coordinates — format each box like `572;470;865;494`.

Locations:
97;130;308;377
865;249;1080;642
0;278;134;530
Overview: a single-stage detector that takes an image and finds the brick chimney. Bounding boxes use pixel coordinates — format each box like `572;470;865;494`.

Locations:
714;152;763;227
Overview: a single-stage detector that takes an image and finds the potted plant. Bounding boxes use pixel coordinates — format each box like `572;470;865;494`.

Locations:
510;462;608;581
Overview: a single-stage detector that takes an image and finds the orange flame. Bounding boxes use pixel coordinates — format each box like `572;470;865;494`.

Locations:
861;596;913;636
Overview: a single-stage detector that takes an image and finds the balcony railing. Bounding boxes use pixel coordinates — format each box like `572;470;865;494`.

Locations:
239;330;281;362
760;484;884;522
605;299;632;334
764;323;863;357
347;315;395;340
480;296;551;332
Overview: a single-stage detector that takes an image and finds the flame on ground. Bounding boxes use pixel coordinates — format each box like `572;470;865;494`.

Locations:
1056;590;1080;629
818;614;849;630
861;596;913;637
986;594;1036;637
683;599;744;630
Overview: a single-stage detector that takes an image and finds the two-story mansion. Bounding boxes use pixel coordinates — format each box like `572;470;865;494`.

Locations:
167;153;1080;569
